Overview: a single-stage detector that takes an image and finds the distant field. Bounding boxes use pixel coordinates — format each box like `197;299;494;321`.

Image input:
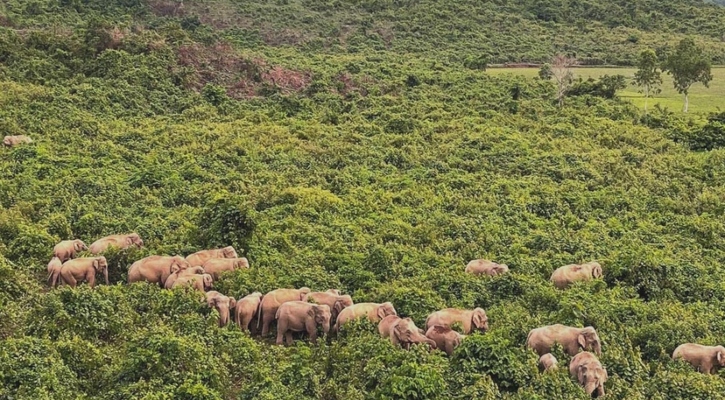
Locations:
488;67;725;114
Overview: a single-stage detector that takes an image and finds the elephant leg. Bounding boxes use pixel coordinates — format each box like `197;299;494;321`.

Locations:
261;309;274;337
446;342;454;356
240;315;252;332
285;331;293;345
308;322;318;344
276;318;286;345
62;272;77;288
86;271;96;288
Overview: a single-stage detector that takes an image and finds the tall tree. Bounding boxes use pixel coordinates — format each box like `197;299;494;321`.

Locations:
632;49;662;113
662;38;712;113
552;55;575;107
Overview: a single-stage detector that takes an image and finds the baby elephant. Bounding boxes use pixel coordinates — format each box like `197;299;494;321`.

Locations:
53;239;88;262
465;259;509;276
172;273;213;292
673;343;725;374
551;261;603;289
47;257;63;286
275;301;331;345
570;352;607;397
538;353;558;372
206;291;236;327
425;307;488;334
3;135;32;147
425;325;465;356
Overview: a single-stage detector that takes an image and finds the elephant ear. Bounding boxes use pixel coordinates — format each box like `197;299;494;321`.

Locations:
334;300;346;314
577;333;587;349
307;307;316;318
577;365;587;383
207;296;217;308
593;264;603;278
718;350;724;364
229;298;236;309
92;259;100;271
377;306;386;320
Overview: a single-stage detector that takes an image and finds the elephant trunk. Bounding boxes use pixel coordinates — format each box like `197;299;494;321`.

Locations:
104;266;109;285
594;342;601;356
219;308;230;327
322;321;330;336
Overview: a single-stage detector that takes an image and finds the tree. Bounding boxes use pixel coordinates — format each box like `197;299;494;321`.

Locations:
551;55;575;107
662;38;712;113
632;49;662;113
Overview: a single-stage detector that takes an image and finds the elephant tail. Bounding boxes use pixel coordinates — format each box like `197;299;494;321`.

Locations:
256;296;264;330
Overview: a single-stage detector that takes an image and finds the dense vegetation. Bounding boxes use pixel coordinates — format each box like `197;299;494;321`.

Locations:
2;0;725;399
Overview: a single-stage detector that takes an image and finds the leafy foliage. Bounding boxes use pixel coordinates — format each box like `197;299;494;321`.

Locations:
1;1;725;399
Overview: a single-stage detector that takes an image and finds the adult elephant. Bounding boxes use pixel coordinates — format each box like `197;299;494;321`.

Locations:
89;233;143;254
164;266;205;289
186;246;238;267
550;261;603;289
379;315;436;350
202;257;249;280
465;259;509;276
3;135;32;147
235;292;263;333
53;239;88;262
425;325;466;356
302;291;353;323
257;287;311;336
51;257;109;288
275;301;331;345
570;352;607;397
673;344;725;374
206;291;236;327
527;324;602;356
128;255;189;287
335;302;397;332
425;308;489;334
172;273;213;292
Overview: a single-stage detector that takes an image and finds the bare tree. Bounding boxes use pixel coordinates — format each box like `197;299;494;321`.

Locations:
552;55;576;107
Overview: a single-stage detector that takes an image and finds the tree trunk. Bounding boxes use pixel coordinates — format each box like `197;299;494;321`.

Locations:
683;93;689;113
644;86;649;113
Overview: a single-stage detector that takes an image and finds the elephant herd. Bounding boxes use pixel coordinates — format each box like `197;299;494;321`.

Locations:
41;236;725;395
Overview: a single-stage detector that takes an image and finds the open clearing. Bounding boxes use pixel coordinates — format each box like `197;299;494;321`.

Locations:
488;67;725;114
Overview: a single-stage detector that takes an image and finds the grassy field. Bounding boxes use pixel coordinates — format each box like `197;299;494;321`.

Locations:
489;67;725;114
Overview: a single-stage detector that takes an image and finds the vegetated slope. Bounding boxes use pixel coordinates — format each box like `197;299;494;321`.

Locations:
2;1;725;400
2;0;725;65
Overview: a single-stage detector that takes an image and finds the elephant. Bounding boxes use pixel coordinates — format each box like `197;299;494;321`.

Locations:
164;266;205;289
89;233;143;254
425;308;489;334
526;324;602;356
186;246;238;267
53;239;88;262
672;343;725;374
379;315;436;350
172;273;213;292
425;325;466;356
550;261;603;289
128;255;189;287
275;301;331;345
47;257;63;286
257;287;311;336
206;291;236;327
51;257;109;288
235;292;263;333
302;291;353;323
3;135;32;147
538;353;558;372
570;352;607;397
335;302;397;332
465;259;509;276
201;257;249;280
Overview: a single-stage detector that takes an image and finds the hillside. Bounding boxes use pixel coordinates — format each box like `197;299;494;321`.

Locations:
2;1;725;399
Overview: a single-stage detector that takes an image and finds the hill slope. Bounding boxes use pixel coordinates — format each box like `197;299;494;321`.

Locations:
2;1;725;399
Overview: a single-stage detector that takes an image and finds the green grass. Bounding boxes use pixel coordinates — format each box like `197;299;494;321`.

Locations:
489;67;725;114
